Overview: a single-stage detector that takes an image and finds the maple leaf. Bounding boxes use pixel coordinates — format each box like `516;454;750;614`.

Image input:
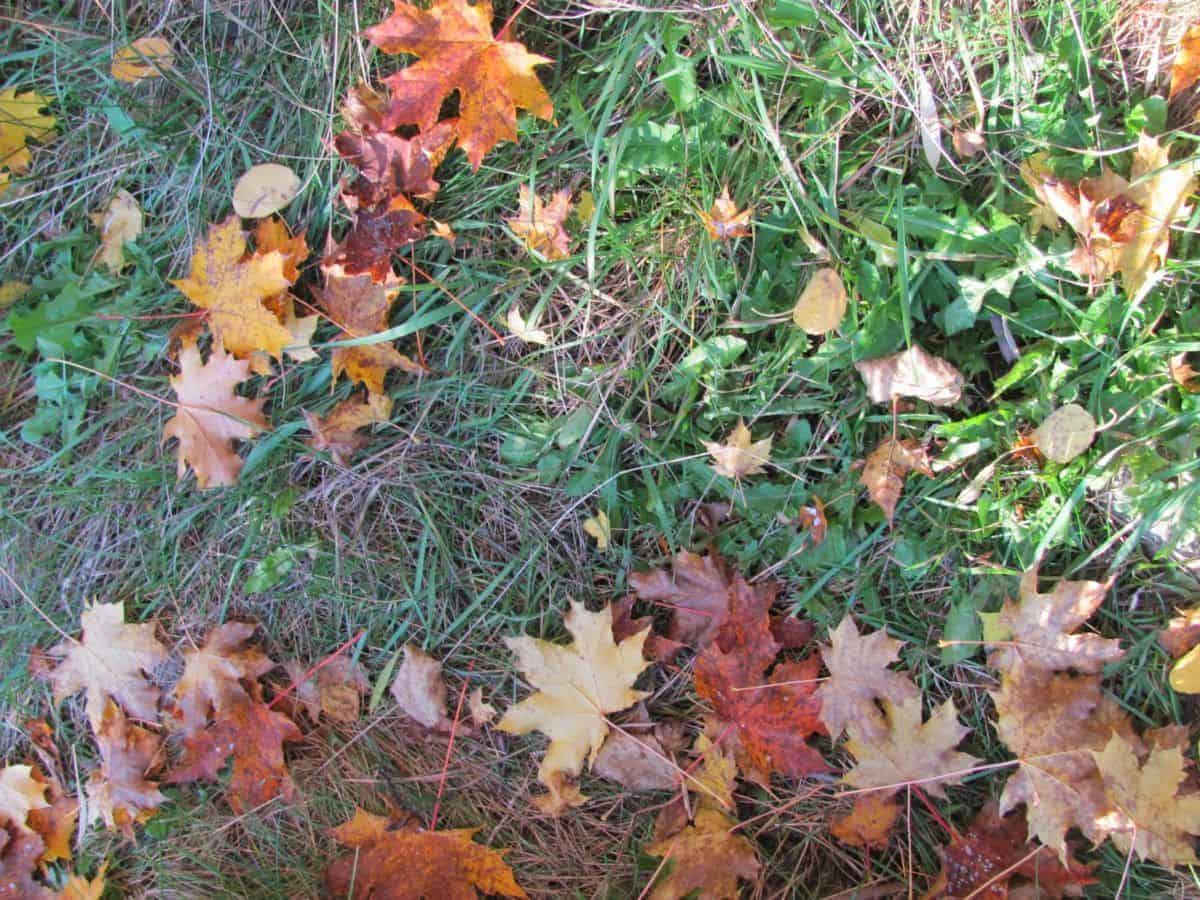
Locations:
316;269;423;392
830;793;901;850
365;0;553;170
1170;24;1200;99
48;600;167;730
792;267;848;335
842;697;979;799
0;88;55;178
497;602;650;814
326;195;427;284
391;644;452;731
162;340;269;489
304;392;393;466
0;766;48;833
815;616;920;744
694;576;829;779
1119;134;1198;298
643;807;761;900
505;186;573;259
324;807;528;899
628;549;732;649
859;437;933;523
1171;645;1200;693
1169;354;1200;393
90;189;143;272
700;187;752;240
335;120;457;205
505;305;550;345
26;792;77;866
925;802;1094;899
168;692;301;814
110;37;174;83
0;821;46;900
59;862;108;900
284;658;369;723
341;82;391;132
172;622;274;734
703;418;772;479
609;596;683;663
1093;734;1200;865
87;702;166;836
855;345;963;406
254;216;309;282
172;216;293;358
593;707;680;792
981;567;1122;674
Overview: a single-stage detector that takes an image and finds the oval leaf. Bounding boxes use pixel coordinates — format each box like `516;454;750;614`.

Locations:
233;163;301;219
791;267;847;334
1033;403;1096;463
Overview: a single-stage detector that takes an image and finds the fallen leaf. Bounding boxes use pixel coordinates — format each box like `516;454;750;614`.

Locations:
365;0;553;170
172;216;293;358
0;766;48;834
253;216;308;282
924;802;1094;898
593;708;679;792
1033;403;1096;463
694;576;829;779
0;281;29;309
0;822;47;900
703;418;772;479
795;495;828;544
325;195;427;283
497;602;649;814
317;269;420;392
341;82;390;132
469;687;497;727
0;88;56;177
952;128;986;158
47;601;167;730
304;392;393;465
111;37;174;83
700;187;752;240
505;305;550;345
843;697;979;799
1093;734;1200;865
314;658;370;723
26;792;77;865
855;345;963;406
831;793;901;850
162;339;269;489
582;509;610;550
324;807;527;898
431;219;456;244
859;437;933;522
1160;606;1200;658
90;189;143;271
1119;133;1198;298
172;622;274;733
1170;644;1200;693
1170;24;1200;99
791;267;848;335
916;72;944;170
59;861;108;900
233;163;301;219
815;617;920;744
87;702;165;836
335;121;457;205
391;645;451;731
1169;353;1200;392
506;186;573;259
628;550;732;650
643;806;761;900
1019;153;1064;234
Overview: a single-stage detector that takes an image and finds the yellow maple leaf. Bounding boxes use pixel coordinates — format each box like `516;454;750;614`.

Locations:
0;88;55;179
702;418;772;479
505;186;573;260
1119;134;1198;299
497;602;649;814
111;37;174;83
171;216;293;359
90;189;143;272
858;437;933;522
0;766;49;833
700;187;752;240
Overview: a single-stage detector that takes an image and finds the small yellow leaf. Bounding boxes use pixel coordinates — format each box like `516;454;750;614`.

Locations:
582;510;610;550
1170;644;1200;694
1032;403;1096;464
90;189;143;271
703;418;771;479
505;305;549;345
0;88;56;176
791;267;847;335
111;37;175;83
0;281;30;309
700;187;751;240
430;219;456;244
1169;24;1200;100
232;163;301;219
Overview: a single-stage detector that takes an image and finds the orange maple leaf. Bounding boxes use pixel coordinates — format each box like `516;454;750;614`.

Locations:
700;187;752;240
335;120;457;205
365;0;553;170
324;807;528;899
505;185;573;259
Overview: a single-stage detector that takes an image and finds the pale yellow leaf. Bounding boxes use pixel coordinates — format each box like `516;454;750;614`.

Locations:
791;267;847;335
111;37;174;83
233;163;301;219
1033;403;1096;463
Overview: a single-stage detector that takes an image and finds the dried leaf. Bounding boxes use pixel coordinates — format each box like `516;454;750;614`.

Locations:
314;659;370;723
497;602;649;814
325;808;527;898
703;418;771;479
304;392;393;465
172;622;273;734
1119;134;1198;298
582;509;610;550
391;645;451;730
162;340;269;489
859;437;933;522
593;711;679;792
87;702;165;836
643;807;761;900
431;219;456;244
325;195;426;283
335;121;457;205
629;550;732;650
700;187;752;240
816;616;920;744
58;861;108;900
506;186;573;259
506;305;550;345
48;601;167;730
831;793;901;850
0;822;48;900
90;189;142;271
952;128;986;158
694;577;829;779
1169;24;1200;99
855;345;963;406
1169;353;1200;392
0;766;48;834
1170;644;1200;693
365;0;553;170
26;792;77;865
232;163;301;219
1033;403;1096;463
111;37;174;83
0;88;55;177
791;267;848;335
916;72;944;170
468;687;497;727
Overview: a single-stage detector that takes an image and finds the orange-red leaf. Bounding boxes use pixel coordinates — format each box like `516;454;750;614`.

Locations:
335;121;457;205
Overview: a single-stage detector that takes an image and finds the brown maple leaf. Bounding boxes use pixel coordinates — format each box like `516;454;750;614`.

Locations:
171;216;293;359
172;622;274;734
48;601;168;730
628;550;732;650
643;806;761;900
336;120;457;205
304;392;393;466
694;576;829;779
859;437;933;522
26;793;77;866
87;702;166;836
700;187;752;240
325;807;527;899
0;821;47;900
830;793;901;850
505;185;573;259
1159;605;1200;658
162;340;269;489
365;0;553;170
592;706;680;792
815;616;920;744
924;802;1094;899
326;195;427;283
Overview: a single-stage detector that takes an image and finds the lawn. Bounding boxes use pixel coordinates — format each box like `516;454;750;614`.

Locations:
2;0;1200;896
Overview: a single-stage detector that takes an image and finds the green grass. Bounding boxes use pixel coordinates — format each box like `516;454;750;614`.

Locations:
3;0;1200;896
